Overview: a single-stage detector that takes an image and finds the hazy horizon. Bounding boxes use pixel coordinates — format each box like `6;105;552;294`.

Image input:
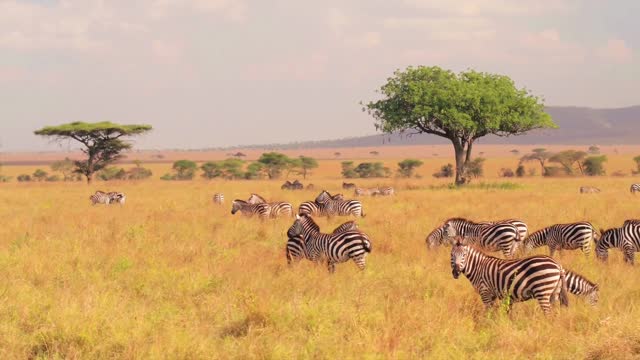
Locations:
1;0;638;151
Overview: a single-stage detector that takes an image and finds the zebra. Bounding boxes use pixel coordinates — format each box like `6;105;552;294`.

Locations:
426;226;447;249
372;187;395;196
565;270;599;305
523;222;596;257
315;190;364;217
354;187;379;196
246;193;293;218
596;225;640;264
298;201;324;216
107;191;126;205
89;190;111;205
442;218;520;258
230;200;271;219
287;214;371;272
286;220;358;264
212;193;224;204
580;186;601;194
479;219;528;242
342;182;356;190
631;184;640;194
450;236;569;315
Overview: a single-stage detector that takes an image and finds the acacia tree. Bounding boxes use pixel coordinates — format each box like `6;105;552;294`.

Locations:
364;66;556;185
520;148;553;176
34;122;151;184
549;150;587;175
298;156;318;179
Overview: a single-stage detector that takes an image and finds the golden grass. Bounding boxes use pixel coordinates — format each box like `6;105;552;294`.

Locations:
1;157;640;359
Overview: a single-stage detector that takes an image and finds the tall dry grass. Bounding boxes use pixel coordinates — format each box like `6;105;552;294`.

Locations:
0;158;640;358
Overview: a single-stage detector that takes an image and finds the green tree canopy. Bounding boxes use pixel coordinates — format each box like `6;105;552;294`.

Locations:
549;150;587;175
520;148;553;176
50;157;76;181
583;155;607;176
397;159;424;178
257;152;291;179
364;66;556;185
172;160;197;180
298;156;319;179
34;122;152;184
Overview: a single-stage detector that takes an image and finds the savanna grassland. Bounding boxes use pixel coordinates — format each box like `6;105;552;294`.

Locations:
1;154;640;359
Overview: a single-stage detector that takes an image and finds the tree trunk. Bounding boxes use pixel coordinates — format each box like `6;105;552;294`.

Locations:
452;139;466;186
86;173;92;184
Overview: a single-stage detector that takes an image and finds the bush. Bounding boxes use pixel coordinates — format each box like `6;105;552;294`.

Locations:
516;165;525;177
397;159;424;178
160;173;175;181
433;164;454;178
33;169;48;181
45;175;61;182
467;158;485;178
172;160;197;180
98;167;126;181
341;161;358;179
543;166;568;177
500;168;514;177
583;155;607;176
353;162;390;178
127;166;153;180
17;174;32;182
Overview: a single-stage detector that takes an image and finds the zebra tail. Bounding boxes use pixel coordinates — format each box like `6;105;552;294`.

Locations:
559;268;569;307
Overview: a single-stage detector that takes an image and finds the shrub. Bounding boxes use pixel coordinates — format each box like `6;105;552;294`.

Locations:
397;159;424;178
172;160;197;180
583;155;607;176
433;164;454;178
500;168;515;177
17;174;32;182
46;175;61;182
33;169;48;181
98;167;126;181
160;173;175;181
516;165;525;177
467;158;485;178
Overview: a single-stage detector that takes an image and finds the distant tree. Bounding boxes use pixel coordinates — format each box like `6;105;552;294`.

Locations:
172;160;198;180
201;162;223;179
341;161;357;178
500;168;515;177
219;159;245;179
588;145;600;155
510;149;520;155
298;156;319;179
365;67;556;185
334;152;341;158
51;157;76;181
354;162;390;178
257;152;291;179
521;148;553;176
583;155;607;176
98;167;126;181
633;155;640;174
549;150;587;175
46;175;61;182
397;159;424;178
370;151;380;156
516;165;526;177
17;174;32;182
33;169;48;181
34;122;152;184
232;152;247;158
126;163;152;180
433;164;454;178
245;162;264;180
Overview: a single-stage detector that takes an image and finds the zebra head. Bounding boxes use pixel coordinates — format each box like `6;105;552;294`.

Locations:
450;236;469;279
443;222;458;238
315;190;332;204
595;228;615;262
331;193;345;201
288;214;320;237
247;193;267;204
426;226;445;249
231;200;246;215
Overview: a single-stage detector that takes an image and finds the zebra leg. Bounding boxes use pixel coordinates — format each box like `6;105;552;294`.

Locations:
352;255;366;270
535;294;552;316
625;251;635;265
327;260;336;273
549;247;556;257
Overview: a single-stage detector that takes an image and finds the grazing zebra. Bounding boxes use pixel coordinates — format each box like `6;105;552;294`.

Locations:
631;184;640;194
443;218;520;258
596;224;640;264
479;219;528;242
580;186;601;194
565;270;599;305
315;190;364;217
450;236;569;315
342;182;356;190
107;191;126;205
246;193;293;218
212;193;224;204
373;186;395;196
281;180;303;190
286;220;358;264
287;214;371;272
523;222;596;257
354;187;379;196
89;191;111;205
230;200;271;219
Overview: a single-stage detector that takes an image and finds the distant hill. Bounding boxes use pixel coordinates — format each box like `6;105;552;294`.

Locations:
226;105;640;150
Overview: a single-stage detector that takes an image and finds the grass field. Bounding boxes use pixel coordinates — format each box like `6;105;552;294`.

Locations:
1;155;640;359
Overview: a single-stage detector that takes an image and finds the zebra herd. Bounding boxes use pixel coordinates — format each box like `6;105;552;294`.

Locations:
89;190;126;205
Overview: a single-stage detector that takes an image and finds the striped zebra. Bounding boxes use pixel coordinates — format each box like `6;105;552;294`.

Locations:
426;226;447;249
580;186;601;194
631;184;640;194
315;190;364;217
479;219;528;242
89;191;111;205
372;186;395;196
565;270;599;305
523;222;596;257
107;191;126;205
247;193;293;218
230;200;271;219
286;220;358;264
443;218;520;258
287;214;371;272
450;236;569;315
212;193;224;204
596;224;640;264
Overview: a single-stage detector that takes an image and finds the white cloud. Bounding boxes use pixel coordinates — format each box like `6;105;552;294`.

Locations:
403;0;568;16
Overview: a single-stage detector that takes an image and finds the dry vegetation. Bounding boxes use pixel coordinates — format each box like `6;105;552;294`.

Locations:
1;154;640;359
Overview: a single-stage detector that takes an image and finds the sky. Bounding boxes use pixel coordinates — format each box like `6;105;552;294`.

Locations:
0;0;638;151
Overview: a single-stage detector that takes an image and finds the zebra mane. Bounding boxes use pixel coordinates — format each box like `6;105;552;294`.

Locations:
600;227;618;235
233;199;249;205
445;217;476;224
249;193;267;202
297;214;321;232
